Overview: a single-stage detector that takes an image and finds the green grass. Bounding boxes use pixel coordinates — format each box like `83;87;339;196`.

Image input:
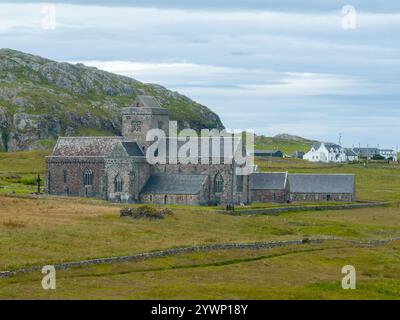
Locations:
2;242;400;299
255;135;313;154
1;150;400;299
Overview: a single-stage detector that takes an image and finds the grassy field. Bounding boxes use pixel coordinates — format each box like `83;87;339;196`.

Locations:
1;150;400;299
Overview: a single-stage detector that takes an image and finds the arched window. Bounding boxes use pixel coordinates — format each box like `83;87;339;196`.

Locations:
214;173;224;194
63;170;68;183
84;168;93;186
114;174;123;193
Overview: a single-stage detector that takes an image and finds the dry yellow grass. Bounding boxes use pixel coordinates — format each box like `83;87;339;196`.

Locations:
1;194;400;273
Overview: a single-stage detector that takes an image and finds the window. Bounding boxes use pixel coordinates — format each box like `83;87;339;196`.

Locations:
236;175;243;192
114;174;123;193
63;170;68;183
84;168;93;186
214;173;224;194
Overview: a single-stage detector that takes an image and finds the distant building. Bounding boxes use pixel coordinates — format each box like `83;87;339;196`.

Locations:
253;150;284;158
378;149;397;161
353;147;379;160
250;172;356;203
292;151;305;159
303;142;347;163
344;148;358;162
288;174;356;202
250;172;289;203
353;148;397;161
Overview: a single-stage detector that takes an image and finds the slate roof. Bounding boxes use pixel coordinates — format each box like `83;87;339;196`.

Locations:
52;137;123;157
121;142;144;156
344;148;357;157
353;148;379;157
141;174;208;195
51;137;145;157
137;95;161;108
312;142;342;150
250;172;288;190
288;174;355;194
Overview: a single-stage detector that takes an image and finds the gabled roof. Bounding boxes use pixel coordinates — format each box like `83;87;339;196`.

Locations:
312;142;342;150
137;95;161;108
52;137;123;157
250;172;288;190
344;148;357;156
51;137;145;158
353;148;379;157
141;174;208;195
121;142;144;156
288;174;355;194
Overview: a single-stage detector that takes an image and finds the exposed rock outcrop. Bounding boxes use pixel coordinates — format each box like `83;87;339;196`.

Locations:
0;49;224;151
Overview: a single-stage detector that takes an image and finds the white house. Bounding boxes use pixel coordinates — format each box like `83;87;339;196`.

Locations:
303;142;347;163
378;149;398;162
344;148;359;162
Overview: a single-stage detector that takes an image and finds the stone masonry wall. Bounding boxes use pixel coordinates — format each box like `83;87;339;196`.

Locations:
251;189;287;203
140;193;201;206
46;157;105;197
290;192;354;202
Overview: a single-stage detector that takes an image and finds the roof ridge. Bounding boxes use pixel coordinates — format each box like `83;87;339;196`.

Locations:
58;136;123;139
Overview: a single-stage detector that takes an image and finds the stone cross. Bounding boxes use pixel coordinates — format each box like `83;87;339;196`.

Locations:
36;174;42;194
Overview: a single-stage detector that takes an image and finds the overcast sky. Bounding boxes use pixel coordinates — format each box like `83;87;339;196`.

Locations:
1;1;399;148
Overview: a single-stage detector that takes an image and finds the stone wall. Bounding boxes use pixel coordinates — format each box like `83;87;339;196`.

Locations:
289;192;354;202
46;157;105;197
104;152;150;202
3;236;398;279
140;193;201;206
221;201;387;216
251;189;287;203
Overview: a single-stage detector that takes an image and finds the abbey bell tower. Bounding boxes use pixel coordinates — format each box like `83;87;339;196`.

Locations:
122;95;170;148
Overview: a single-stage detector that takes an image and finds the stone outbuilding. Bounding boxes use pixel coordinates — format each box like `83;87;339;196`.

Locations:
250;172;289;203
287;174;356;202
250;172;356;203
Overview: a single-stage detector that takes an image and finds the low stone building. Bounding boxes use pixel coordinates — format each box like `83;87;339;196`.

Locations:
139;174;209;206
250;172;289;203
250;172;356;203
288;174;356;202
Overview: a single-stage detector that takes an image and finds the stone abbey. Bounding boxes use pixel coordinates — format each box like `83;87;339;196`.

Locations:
46;96;251;205
46;95;356;205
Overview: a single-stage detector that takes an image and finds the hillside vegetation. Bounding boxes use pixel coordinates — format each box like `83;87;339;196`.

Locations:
0;49;224;151
255;134;315;154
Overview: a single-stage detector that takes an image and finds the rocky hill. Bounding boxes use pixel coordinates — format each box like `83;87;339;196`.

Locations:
0;49;224;151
